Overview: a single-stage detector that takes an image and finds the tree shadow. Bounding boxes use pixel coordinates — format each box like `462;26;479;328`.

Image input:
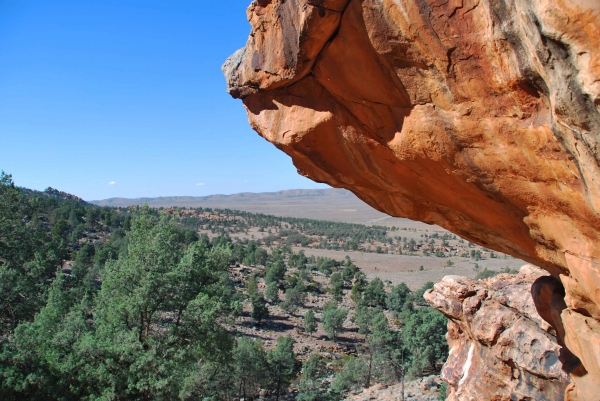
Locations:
265;316;296;332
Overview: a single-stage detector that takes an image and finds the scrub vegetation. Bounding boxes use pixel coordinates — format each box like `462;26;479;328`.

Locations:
1;172;452;400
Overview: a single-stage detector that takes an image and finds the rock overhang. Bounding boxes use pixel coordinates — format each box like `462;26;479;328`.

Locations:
224;0;600;398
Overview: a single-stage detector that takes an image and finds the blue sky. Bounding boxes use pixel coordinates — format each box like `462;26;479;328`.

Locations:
0;0;328;200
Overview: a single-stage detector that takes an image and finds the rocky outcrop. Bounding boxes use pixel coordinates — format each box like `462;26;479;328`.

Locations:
44;187;87;204
343;375;443;401
224;0;600;398
424;265;569;400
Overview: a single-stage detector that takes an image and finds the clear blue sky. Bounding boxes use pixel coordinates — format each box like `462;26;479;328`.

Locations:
0;0;328;200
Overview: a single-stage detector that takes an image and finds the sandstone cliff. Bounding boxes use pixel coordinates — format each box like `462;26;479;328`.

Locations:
224;0;600;398
425;265;569;400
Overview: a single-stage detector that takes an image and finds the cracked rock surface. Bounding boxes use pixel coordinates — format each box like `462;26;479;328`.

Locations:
224;1;600;398
424;265;569;400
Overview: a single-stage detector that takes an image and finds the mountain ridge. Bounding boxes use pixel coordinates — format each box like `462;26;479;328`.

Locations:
91;188;355;206
90;188;420;227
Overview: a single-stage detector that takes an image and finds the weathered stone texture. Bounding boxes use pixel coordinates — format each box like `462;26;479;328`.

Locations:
224;0;600;398
425;265;569;400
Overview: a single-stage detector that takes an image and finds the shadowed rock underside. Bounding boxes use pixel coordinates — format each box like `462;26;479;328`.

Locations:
224;0;600;399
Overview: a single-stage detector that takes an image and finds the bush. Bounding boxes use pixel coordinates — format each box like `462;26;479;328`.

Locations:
323;303;348;341
329;357;370;396
475;267;498;280
315;257;340;275
297;354;330;401
402;307;448;377
281;284;306;314
363;277;386;307
386;282;411;314
266;280;279;303
251;293;269;324
438;382;448;400
304;308;316;334
476;267;519;280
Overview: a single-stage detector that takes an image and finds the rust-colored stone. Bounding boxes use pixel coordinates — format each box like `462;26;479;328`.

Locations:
224;0;600;398
425;265;570;400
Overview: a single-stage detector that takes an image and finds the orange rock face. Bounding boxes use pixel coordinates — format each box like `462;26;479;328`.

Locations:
224;0;600;398
424;265;570;400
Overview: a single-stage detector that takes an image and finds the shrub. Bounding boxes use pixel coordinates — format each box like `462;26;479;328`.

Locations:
281;284;306;314
251;293;269;324
265;280;279;303
363;277;386;307
402;307;448;377
386;282;411;314
304;309;316;334
329;357;370;396
297;354;330;401
438;382;448;400
323;303;348;341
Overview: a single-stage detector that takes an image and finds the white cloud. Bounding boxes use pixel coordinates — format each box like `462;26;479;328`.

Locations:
196;183;204;186
108;181;116;185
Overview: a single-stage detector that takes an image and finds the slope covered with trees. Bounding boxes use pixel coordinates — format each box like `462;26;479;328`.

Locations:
0;172;449;400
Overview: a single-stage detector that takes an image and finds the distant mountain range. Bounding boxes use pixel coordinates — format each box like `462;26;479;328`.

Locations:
91;188;355;207
90;188;430;228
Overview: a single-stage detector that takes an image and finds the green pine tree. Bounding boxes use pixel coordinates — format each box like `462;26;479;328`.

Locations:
267;335;297;401
251;292;269;324
304;308;316;335
266;280;280;303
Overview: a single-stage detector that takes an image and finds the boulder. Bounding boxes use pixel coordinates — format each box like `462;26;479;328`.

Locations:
424;265;570;400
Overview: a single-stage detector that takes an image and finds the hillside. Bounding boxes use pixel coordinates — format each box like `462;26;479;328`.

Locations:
3;175;454;400
1;173;527;400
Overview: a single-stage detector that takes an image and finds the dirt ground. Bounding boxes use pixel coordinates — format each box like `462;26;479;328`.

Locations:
292;247;524;289
203;225;525;290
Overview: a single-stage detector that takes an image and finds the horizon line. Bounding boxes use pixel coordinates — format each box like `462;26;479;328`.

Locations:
87;187;347;203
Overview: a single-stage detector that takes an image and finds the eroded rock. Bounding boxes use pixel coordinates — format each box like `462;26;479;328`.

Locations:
224;0;600;398
424;265;569;400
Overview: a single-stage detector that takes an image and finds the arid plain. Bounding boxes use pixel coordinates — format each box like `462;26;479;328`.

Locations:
93;188;525;289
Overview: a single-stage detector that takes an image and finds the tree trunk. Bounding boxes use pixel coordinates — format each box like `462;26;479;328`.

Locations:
276;375;282;401
401;352;405;401
366;352;372;388
401;373;405;401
